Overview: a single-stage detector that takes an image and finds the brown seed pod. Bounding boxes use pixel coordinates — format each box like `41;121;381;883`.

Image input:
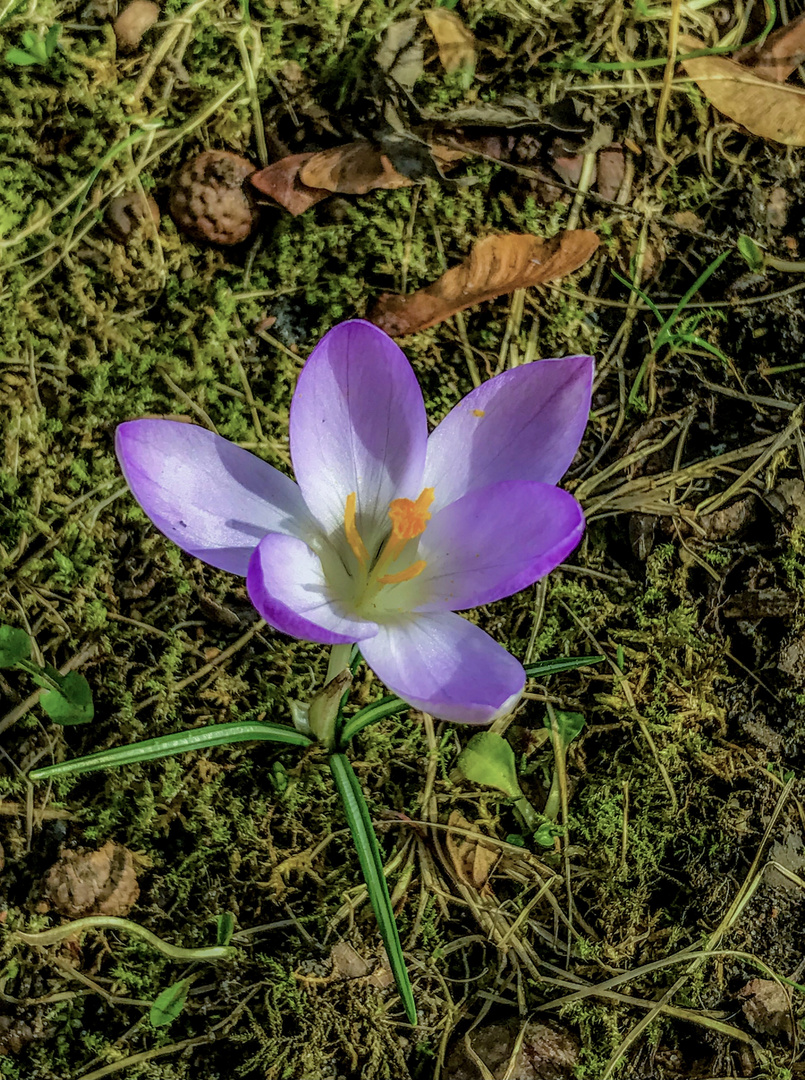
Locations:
114;0;160;50
105;190;160;243
169;149;259;246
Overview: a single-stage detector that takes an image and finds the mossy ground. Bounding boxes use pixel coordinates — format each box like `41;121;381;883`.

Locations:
3;0;805;1078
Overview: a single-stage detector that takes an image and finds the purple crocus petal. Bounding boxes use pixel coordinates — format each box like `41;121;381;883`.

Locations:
247;532;378;645
423;356;594;507
290;321;428;549
360;613;525;725
413;481;584;613
116;420;311;576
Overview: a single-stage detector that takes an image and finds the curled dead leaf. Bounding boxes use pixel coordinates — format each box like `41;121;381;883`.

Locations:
297;139;462;196
424;8;476;75
370;230;599;336
249;153;331;216
680;35;805;146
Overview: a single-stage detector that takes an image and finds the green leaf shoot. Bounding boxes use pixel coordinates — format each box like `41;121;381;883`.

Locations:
216;912;235;947
0;625;31;667
455;731;522;799
150;978;192;1027
40;671;94;726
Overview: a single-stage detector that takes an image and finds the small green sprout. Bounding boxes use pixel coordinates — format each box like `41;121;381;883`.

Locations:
150;977;194;1028
6;23;60;66
0;625;94;725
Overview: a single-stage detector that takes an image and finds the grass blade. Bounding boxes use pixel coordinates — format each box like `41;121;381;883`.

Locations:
328;752;417;1025
524;655;604;678
29;721;311;780
338;695;410;746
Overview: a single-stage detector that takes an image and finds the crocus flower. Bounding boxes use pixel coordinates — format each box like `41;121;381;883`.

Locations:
116;321;592;725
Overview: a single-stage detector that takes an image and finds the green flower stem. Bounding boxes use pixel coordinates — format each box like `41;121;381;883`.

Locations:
14;916;234;962
326;643;353;683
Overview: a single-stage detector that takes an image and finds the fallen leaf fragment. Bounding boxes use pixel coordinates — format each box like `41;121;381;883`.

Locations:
370;230;599;336
42;841;140;918
249;153;331;216
736;11;805;83
424;8;476;75
739;978;793;1038
445;810;499;895
330;941;371;980
377;16;423;90
680;35;805;146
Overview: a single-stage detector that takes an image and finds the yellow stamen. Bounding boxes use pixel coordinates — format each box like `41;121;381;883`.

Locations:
378;560;427;586
344;492;369;567
380;487;434;567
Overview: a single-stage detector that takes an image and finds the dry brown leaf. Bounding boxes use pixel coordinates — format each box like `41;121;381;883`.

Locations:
445;810;499;896
680;35;805;146
424;8;476;74
249;153;331;216
735;12;805;83
370;230;599;336
298;141;413;194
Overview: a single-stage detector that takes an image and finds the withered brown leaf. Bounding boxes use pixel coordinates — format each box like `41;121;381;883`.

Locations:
249;153;331;216
445;810;499;896
680;34;805;146
370;230;599;336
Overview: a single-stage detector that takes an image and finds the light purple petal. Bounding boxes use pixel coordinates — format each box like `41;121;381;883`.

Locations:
360;613;525;725
246;532;378;645
423;356;593;506
412;481;584;612
290;321;428;550
116;420;311;576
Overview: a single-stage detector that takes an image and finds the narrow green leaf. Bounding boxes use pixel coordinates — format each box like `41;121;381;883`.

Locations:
216;912;235;947
0;625;31;667
455;731;522;799
524;655;603;678
41;671;94;726
29;721;311;781
655;250;731;349
329;753;417;1025
150;978;192;1027
338;695;410;746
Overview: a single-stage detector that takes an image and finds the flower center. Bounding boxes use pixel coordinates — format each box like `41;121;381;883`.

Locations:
343;488;434;602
